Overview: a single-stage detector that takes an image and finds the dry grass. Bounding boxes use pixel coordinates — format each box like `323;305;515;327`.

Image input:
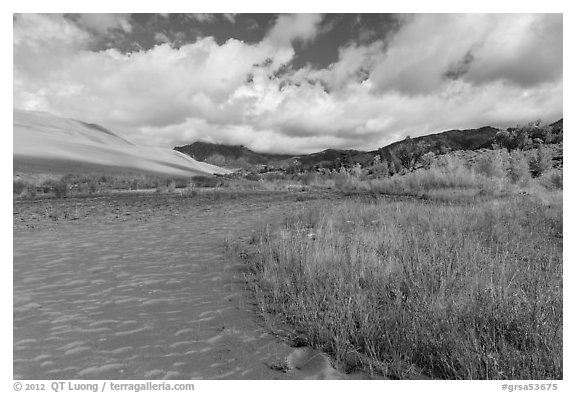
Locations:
240;192;562;379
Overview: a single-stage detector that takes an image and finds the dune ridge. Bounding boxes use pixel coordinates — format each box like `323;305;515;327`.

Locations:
13;109;230;177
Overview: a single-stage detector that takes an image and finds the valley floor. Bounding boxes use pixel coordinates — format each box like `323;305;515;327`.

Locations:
13;188;562;380
13;190;363;380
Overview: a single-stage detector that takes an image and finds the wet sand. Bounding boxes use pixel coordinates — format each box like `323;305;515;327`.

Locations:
13;191;359;380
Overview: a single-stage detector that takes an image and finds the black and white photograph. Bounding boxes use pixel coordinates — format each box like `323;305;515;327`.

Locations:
9;2;566;388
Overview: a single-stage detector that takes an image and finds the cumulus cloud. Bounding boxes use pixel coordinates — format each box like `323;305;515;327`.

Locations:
265;14;324;47
73;13;133;35
14;13;91;49
13;13;562;154
365;14;563;95
464;14;563;87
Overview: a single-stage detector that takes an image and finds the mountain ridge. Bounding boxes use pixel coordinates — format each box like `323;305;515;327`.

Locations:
175;119;562;170
174;125;509;169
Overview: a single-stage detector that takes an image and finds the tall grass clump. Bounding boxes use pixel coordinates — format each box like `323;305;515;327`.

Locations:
39;179;68;198
13;180;27;195
366;156;503;198
508;150;531;186
245;196;562;379
539;170;563;190
474;149;508;179
529;146;554;177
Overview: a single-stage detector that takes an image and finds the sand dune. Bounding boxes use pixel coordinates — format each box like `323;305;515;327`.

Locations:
13;109;230;177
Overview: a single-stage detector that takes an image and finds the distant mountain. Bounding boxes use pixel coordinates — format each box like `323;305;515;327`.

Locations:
13;110;230;177
174;120;562;171
175;126;502;170
550;118;563;130
292;149;364;167
174;141;293;168
374;126;500;161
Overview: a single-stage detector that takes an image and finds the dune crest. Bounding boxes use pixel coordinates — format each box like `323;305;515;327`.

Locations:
13;109;230;177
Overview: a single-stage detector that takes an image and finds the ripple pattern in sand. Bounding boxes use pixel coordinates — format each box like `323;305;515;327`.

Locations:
14;201;302;380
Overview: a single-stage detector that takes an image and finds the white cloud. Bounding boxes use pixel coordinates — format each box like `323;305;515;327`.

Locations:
366;14;563;95
74;13;133;35
464;14;563;87
222;13;236;23
13;14;91;49
13;13;562;154
265;14;324;47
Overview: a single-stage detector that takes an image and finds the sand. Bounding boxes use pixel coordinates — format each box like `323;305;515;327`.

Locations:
13;192;364;380
13;109;230;177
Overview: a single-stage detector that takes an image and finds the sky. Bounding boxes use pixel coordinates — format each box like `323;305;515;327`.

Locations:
13;13;563;154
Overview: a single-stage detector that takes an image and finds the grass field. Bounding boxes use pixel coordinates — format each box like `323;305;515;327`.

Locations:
240;189;562;379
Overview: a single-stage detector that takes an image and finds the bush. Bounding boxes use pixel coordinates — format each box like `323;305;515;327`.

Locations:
190;176;222;188
332;172;353;190
394;137;427;171
40;179;68;198
529;146;554;177
299;172;318;186
474;150;507;178
539;170;563;190
508;150;531;186
370;160;390;178
261;171;290;182
420;151;436;170
167;180;176;193
181;188;198;198
54;181;68;198
364;155;504;198
88;180;98;194
13;180;26;195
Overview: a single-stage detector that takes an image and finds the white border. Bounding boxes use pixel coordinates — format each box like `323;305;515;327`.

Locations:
4;3;572;393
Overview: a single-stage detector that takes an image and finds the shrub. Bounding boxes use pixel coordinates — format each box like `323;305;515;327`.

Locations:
420;151;436;170
262;171;289;182
349;163;364;178
394;137;427;171
299;172;318;186
167;180;176;193
539;170;563;190
190;176;222;188
474;150;507;178
53;181;68;198
155;183;166;193
508;150;531;186
181;188;198;198
370;160;390;178
40;179;68;198
332;172;353;190
529;146;554;177
364;155;504;198
89;180;98;194
13;180;26;195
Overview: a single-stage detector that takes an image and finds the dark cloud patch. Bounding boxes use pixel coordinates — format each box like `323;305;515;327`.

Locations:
89;13;275;53
444;45;479;80
186;14;274;45
291;14;402;69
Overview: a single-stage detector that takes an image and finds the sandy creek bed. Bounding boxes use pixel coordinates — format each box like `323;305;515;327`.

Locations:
14;191;366;380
